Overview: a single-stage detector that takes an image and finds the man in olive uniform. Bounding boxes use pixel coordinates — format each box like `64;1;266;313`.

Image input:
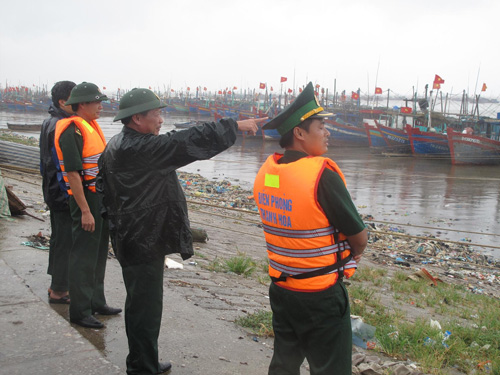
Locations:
39;80;75;304
55;82;121;329
97;88;266;375
253;82;368;375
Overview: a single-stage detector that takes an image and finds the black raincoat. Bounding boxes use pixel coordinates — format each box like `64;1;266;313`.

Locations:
39;105;72;211
97;119;239;267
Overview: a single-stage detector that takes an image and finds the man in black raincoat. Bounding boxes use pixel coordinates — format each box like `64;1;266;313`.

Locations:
97;88;266;375
39;80;75;304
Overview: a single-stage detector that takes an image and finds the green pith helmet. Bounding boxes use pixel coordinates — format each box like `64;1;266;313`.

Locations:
263;82;332;135
65;82;108;105
114;88;167;122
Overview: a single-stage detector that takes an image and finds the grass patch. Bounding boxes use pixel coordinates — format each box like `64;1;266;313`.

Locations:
259;258;269;273
204;257;225;273
257;274;271;285
203;253;256;277
353;266;500;374
235;310;274;337
224;252;256;276
352;266;387;282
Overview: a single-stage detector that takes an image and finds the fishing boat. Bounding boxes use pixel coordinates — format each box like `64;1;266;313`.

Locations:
374;118;412;155
447;125;500;165
405;124;450;158
364;122;385;152
197;106;211;116
172;103;189;113
364;122;412;155
7;122;42;131
325;118;369;147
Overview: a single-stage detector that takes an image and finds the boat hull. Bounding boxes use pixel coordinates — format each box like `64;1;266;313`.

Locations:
406;125;449;158
447;129;500;165
325;119;368;147
7;123;42;131
375;123;411;154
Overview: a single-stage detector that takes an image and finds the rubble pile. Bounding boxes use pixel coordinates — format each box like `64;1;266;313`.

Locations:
178;172;257;211
365;217;499;297
351;351;426;375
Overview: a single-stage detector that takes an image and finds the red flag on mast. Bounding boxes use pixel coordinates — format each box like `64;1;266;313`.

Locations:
280;77;287;83
259;83;266;89
351;91;359;100
481;83;487;92
434;74;445;84
433;82;441;90
375;87;382;94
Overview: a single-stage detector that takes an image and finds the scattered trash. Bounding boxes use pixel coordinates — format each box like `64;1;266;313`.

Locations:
477;360;492;372
423;337;436;346
21;232;50;250
21;241;49;250
165;258;184;269
191;227;208;243
430;319;442;330
351;316;377;349
387;331;399;340
440;330;451;348
407;268;441;286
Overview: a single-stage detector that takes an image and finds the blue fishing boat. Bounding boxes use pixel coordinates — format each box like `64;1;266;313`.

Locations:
406;124;450;158
374;121;412;154
364;123;386;152
198;106;211;116
325;118;369;147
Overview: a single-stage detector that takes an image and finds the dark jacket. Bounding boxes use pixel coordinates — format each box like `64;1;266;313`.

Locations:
97;119;238;267
39;105;72;211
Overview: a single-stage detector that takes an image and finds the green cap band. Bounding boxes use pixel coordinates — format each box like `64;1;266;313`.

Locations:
278;100;319;135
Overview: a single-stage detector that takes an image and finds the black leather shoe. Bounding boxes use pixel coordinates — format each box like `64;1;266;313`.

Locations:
93;305;122;315
70;315;104;329
158;361;172;374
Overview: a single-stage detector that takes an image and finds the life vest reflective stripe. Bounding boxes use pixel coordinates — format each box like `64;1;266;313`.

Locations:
266;242;341;258
269;258;357;275
54;116;106;195
83;154;102;164
254;153;357;291
262;223;336;238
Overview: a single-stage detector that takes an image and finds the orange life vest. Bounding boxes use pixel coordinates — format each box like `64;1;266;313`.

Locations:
253;153;357;292
54;116;106;195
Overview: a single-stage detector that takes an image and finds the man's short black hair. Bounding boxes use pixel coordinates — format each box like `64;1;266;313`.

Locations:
121;110;151;126
279;119;313;148
51;81;76;108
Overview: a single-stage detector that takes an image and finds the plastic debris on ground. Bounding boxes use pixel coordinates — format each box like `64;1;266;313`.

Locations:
351;315;377;349
362;214;499;298
21;232;50;250
165;257;184;269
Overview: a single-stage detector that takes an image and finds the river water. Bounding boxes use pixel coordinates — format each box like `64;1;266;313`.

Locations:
1;110;499;259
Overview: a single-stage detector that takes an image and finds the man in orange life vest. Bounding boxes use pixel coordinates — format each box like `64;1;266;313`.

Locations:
254;82;368;375
54;82;121;329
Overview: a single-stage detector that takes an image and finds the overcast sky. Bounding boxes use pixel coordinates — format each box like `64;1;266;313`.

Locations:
1;0;499;101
